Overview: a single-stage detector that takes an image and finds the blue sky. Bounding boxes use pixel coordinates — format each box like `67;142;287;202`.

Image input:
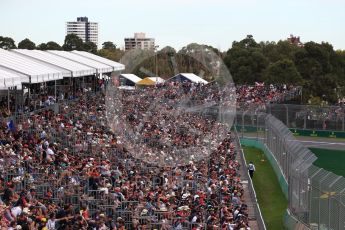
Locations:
1;0;345;51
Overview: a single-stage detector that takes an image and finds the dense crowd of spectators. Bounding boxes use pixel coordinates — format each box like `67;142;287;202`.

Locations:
107;81;235;166
0;82;253;230
236;83;300;111
0;81;300;229
0;79;106;117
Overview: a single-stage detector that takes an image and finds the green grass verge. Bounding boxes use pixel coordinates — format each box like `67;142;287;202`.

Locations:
243;146;288;230
310;148;345;177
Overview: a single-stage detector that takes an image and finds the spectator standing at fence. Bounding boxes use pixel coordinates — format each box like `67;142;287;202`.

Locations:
248;162;255;178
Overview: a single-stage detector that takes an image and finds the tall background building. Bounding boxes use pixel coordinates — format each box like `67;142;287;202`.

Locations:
66;17;98;47
125;33;155;51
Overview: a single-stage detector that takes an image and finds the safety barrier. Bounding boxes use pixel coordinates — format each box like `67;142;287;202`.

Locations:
240;114;345;230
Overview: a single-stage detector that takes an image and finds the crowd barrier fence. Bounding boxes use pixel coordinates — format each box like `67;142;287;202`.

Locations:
240;114;345;230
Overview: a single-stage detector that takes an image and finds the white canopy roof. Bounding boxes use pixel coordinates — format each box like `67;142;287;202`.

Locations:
48;51;113;74
0;48;65;83
12;49;96;77
172;73;208;84
120;74;142;83
0;67;27;89
72;50;125;72
148;77;165;83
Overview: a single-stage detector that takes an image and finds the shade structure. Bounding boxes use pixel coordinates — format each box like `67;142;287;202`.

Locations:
0;48;66;83
72;50;125;72
136;77;165;86
47;50;114;74
119;74;142;84
0;67;26;89
148;77;165;84
0;49;126;88
168;73;208;84
12;49;96;77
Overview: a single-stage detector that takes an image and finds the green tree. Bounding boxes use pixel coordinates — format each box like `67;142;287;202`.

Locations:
62;34;83;51
261;40;300;63
232;35;260;49
37;41;61;50
0;36;16;49
309;74;338;103
102;41;116;50
37;43;48;50
224;37;268;84
98;48;124;62
264;59;303;84
83;41;97;54
178;43;221;79
46;41;62;50
160;46;176;56
18;38;36;50
260;41;280;63
294;41;344;103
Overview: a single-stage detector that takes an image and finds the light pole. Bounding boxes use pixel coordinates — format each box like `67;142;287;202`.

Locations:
154;45;159;83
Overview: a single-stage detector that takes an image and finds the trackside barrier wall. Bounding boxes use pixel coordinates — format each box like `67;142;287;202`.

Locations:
239;138;288;199
235;125;345;139
240;114;345;230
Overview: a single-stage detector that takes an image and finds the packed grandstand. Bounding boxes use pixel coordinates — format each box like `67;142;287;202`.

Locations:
0;70;299;230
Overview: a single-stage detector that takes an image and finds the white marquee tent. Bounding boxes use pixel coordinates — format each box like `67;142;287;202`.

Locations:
72;50;125;72
0;67;26;90
12;49;96;77
168;73;208;84
0;48;66;84
0;49;125;90
47;50;113;74
119;74;142;84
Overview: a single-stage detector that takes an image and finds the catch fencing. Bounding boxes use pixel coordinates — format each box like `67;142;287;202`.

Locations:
266;104;345;132
244;113;345;230
235;104;345;141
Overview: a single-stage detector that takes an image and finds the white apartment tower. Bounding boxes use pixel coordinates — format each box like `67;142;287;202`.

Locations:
125;33;155;51
66;17;98;47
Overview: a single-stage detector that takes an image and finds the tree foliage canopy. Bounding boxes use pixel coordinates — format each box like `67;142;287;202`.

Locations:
62;34;84;51
0;36;16;49
224;36;345;103
18;38;36;50
1;34;345;103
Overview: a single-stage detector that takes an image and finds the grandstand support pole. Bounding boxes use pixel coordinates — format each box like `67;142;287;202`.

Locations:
28;85;31;110
154;45;159;78
93;74;95;92
70;77;73;97
13;87;16;114
54;80;57;101
7;88;10;112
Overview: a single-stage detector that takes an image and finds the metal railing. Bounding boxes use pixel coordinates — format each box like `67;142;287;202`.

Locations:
266;104;345;131
261;114;345;230
234;128;267;230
